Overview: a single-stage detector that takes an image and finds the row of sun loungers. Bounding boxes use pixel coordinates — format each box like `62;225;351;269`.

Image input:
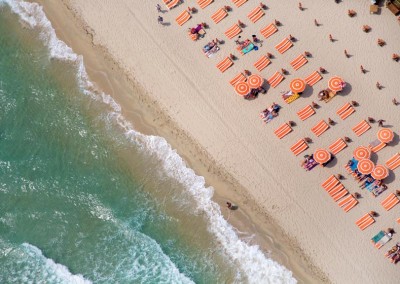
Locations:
311;120;330;137
356;213;375;231
297;105;315;121
248;6;264;23
322;175;358;211
381;193;400;211
336;102;355;120
290;54;308;71
211;8;228;23
352;120;371;137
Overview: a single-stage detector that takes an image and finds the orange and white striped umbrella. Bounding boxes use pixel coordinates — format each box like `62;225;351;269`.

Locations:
235;81;250;96
313;148;331;164
328;76;343;92
289;78;306;93
371;164;389;180
357;159;375;174
353;146;370;160
377;128;394;143
247;74;263;89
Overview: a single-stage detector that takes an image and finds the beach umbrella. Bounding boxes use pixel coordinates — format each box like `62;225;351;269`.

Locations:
289;78;306;93
313;148;331;164
235;81;250;96
371;164;389;180
247;74;263;89
353;146;371;161
328;76;344;92
377;128;394;143
357;159;375;174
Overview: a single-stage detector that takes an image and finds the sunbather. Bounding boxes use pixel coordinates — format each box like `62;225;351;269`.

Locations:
393;53;400;62
348;10;356;17
260;103;280;123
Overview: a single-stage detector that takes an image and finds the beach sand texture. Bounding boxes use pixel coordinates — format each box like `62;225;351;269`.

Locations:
47;0;400;283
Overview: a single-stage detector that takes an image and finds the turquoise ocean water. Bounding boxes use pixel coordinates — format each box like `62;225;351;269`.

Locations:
0;1;296;283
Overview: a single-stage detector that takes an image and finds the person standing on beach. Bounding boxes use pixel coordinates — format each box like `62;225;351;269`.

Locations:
378;119;385;127
157;16;164;25
156;4;162;13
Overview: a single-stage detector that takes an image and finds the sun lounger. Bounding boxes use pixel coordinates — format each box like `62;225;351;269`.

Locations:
381;193;400;211
352;120;371;137
274;123;293;139
336;102;355;120
197;0;213;9
231;0;248;8
369;139;387;153
275;38;293;54
176;10;191;26
282;92;300;104
267;71;284;88
229;73;247;86
167;0;180;9
304;71;322;86
211;8;228;23
328;183;344;196
385;153;400;170
260;23;278;39
322;175;339;189
356;213;375;231
329;138;347;155
290;54;308;71
332;188;349;202
254;55;271;72
225;24;242;39
297;105;315;121
162;0;171;4
290;139;308;156
372;185;387;197
338;194;358;212
248;6;264;23
216;57;233;73
311;120;329;137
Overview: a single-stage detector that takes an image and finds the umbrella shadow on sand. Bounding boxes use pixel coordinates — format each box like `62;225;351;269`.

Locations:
339;82;352;97
301;86;314;98
384;171;396;185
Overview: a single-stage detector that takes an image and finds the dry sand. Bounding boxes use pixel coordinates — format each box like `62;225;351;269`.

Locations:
37;0;400;283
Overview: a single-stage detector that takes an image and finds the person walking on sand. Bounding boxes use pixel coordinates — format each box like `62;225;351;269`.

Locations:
360;65;365;73
156;4;162;12
344;49;349;58
157;16;164;25
378;119;385;127
393;98;398;106
329;34;333;42
298;2;303;10
314;19;319;26
376;82;381;89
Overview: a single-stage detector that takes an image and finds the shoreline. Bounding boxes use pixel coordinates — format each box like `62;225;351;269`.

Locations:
33;0;327;282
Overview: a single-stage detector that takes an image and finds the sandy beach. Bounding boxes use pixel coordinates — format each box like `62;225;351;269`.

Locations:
35;0;400;282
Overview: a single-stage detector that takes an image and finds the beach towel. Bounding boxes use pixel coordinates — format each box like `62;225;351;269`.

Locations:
216;57;233;73
311;120;329;137
371;186;387;197
282;92;300;104
290;54;308;71
231;0;248;7
175;10;191;26
336;102;355;120
267;71;284;88
275;38;293;54
322;175;339;189
375;234;392;249
260;23;278;39
225;24;242;39
381;193;400;211
204;45;220;57
229;73;246;86
247;7;264;23
338;194;358;212
167;0;180;9
197;0;213;9
290;139;308;156
211;8;228;23
297;105;315;121
352;120;371;137
370;141;387;153
274;123;292;139
385;153;400;170
332;188;348;202
239;43;254;55
329;138;347;155
305;71;322;86
254;55;271;72
356;213;375;231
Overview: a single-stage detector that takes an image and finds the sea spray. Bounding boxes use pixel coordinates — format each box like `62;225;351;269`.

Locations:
2;0;297;282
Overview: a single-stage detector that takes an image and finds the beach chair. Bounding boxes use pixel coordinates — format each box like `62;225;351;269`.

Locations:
216;57;233;73
229;73;246;86
260;23;278;39
275;38;293;54
338;194;358;212
352;120;371;137
282;92;300;104
372;231;392;249
167;0;180;9
176;10;191;26
197;0;213;9
225;24;242;39
297;105;315;121
369;139;387;153
336;102;355;120
231;0;248;8
290;139;308;156
327;183;344;196
248;7;264;23
211;8;228;23
385;153;400;170
356;213;375;231
304;71;322;86
329;138;347;155
267;71;284;88
311;120;329;137
381;193;400;211
290;54;308;71
322;175;340;192
274;123;293;139
254;55;271;72
332;188;349;202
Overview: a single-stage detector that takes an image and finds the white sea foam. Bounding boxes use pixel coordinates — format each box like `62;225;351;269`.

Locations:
3;1;297;283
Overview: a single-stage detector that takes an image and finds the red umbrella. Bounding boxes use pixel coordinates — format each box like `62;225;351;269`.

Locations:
377;128;394;143
371;165;389;180
235;81;250;96
353;146;371;161
247;74;263;89
290;78;306;93
357;159;375;174
313;148;331;164
328;76;344;92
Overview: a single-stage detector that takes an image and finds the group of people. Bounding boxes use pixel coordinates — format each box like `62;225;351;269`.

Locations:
385;243;400;263
259;103;280;123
